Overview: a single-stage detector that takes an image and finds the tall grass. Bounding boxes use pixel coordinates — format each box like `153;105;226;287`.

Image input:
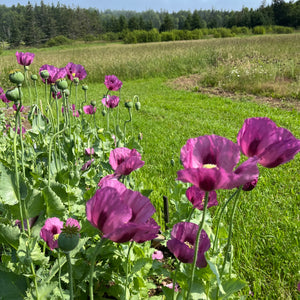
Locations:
1;34;299;99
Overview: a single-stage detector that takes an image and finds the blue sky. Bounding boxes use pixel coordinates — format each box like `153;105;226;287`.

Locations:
1;0;274;12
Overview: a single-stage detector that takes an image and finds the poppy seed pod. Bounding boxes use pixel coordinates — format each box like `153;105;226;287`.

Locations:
40;70;49;79
73;77;79;84
31;74;38;81
101;109;106;116
82;85;88;91
64;89;70;97
91;100;97;107
125;100;133;109
9;70;24;85
6;87;22;102
58;232;80;252
56;79;68;90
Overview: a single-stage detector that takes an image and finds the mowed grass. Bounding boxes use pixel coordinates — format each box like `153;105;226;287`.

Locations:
0;35;299;298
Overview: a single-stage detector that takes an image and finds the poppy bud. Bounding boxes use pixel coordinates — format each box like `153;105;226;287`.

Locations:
82;85;88;91
138;132;143;140
91;100;97;107
40;70;49;79
9;70;24;85
31;74;38;81
56;79;68;90
64;89;70;97
125;100;133;109
135;101;141;110
101;109;106;116
170;159;175;166
6;87;22;102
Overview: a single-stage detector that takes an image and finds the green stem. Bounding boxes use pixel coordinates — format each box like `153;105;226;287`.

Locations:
30;262;39;300
33;80;38;105
124;242;134;300
57;251;64;299
124;108;132;144
186;192;209;300
212;189;239;253
89;238;107;300
24;67;32;106
66;252;74;300
172;260;181;300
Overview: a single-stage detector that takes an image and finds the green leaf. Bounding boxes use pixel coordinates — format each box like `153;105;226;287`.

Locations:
221;278;247;300
0;270;27;299
0;162;18;205
0;224;20;249
207;257;225;294
42;186;65;218
25;188;44;218
140;189;153;197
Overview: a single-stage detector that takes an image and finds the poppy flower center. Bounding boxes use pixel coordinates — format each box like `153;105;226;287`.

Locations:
184;241;194;249
53;233;59;241
203;164;217;169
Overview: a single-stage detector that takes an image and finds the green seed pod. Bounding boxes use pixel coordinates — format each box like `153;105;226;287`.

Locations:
9;70;24;85
64;89;70;97
56;79;68;90
73;77;79;84
50;85;57;93
125;100;133;109
31;74;38;81
101;109;106;116
135;101;141;111
82;85;88;91
58;232;80;252
6;87;22;102
91;100;97;107
40;70;49;79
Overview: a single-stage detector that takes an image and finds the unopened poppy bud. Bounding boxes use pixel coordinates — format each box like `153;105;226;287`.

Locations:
170;158;175;166
73;77;79;84
78;108;83;115
64;89;70;97
25;66;30;71
82;85;88;91
91;100;97;107
9;70;24;85
50;85;57;93
31;74;38;81
57;79;68;90
40;70;49;79
125;100;133;108
101;109;106;116
6;87;22;102
138;132;143;140
135;101;141;110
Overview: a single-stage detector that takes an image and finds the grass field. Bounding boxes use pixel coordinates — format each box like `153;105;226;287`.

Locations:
0;34;299;299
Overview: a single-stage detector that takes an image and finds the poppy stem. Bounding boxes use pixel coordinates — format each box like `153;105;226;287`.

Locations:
89;238;107;300
66;252;74;300
186;192;209;300
124;241;134;299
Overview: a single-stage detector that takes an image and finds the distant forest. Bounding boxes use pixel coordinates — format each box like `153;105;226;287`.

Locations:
0;0;299;46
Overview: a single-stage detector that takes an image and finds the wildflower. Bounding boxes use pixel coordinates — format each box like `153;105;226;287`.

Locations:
85;148;95;156
177;135;259;191
167;222;210;268
242;177;258;191
86;181;160;243
186;186;218;210
13;104;24;112
237;117;300;168
109;147;145;176
81;159;94;171
39;64;67;84
101;95;120;108
83;105;96;115
58;218;81;252
165;282;179;292
65;62;87;81
0;87;11;103
15;51;35;66
152;250;164;260
40;217;64;250
104;75;123;91
13;126;26;135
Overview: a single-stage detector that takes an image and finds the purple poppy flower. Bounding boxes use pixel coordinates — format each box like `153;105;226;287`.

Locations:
65;62;87;81
177;135;259;191
242;177;258;191
83;105;96;115
13;126;26;135
104;75;123;91
13;104;24;112
237;117;300;168
86;182;160;243
101;95;120;108
81;159;94;171
52;91;62;99
167;222;210;268
65;218;81;230
109;147;145;176
40;217;64;250
39;64;67;84
0;87;11;103
152;250;164;260
85;148;95;156
165;283;179;292
186;186;218;210
16;51;35;66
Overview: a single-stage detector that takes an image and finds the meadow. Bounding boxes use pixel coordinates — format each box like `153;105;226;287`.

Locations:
0;34;299;299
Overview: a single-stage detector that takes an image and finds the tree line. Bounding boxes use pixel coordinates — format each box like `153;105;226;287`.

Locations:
0;0;299;47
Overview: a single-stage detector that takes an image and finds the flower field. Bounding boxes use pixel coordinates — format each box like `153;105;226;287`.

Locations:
0;35;299;299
